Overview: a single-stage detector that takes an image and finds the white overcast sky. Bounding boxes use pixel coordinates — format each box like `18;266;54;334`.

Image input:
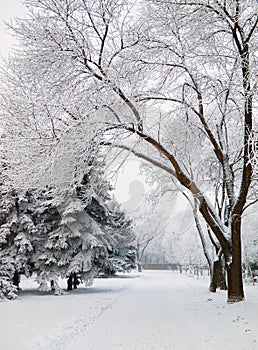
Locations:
0;0;26;58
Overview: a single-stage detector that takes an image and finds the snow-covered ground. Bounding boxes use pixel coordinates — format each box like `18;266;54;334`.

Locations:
0;271;257;350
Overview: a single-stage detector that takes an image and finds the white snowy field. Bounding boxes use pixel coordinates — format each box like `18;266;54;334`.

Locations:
0;271;257;350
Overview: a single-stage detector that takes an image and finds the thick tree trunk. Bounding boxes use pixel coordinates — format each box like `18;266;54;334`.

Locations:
209;258;227;292
73;273;78;289
210;261;220;292
13;271;20;289
50;280;55;291
226;216;244;303
67;274;73;291
137;263;142;273
219;257;227;290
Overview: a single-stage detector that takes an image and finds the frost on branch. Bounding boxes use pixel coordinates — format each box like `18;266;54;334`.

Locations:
248;131;258;179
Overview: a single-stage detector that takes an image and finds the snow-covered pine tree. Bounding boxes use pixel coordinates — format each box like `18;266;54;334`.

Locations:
0;189;37;299
0;186;109;296
0;191;18;299
38;189;109;291
34;156;135;290
87;200;136;276
0;188;64;297
0;155;136;298
80;164;136;276
0;259;17;300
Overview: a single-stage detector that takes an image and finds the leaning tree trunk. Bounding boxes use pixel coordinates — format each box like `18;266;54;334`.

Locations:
192;202;213;279
226;216;244;303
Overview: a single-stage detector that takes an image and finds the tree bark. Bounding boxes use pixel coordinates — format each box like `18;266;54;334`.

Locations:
50;280;55;291
67;274;73;291
136;243;143;273
192;200;213;278
137;263;142;273
13;271;20;289
227;216;244;303
209;261;220;292
73;273;78;289
209;258;227;292
219;256;227;290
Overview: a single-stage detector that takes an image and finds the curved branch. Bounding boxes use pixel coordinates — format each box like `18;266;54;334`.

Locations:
101;127;231;259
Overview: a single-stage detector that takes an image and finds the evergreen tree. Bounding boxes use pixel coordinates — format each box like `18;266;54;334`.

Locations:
0;190;37;299
78;161;136;276
38;190;109;290
0;160;136;298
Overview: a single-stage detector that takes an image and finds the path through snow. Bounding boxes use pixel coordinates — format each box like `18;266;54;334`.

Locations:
64;271;258;350
1;271;257;350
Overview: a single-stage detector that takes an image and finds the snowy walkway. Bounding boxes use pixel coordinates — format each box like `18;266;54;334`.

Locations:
64;271;258;350
1;271;257;350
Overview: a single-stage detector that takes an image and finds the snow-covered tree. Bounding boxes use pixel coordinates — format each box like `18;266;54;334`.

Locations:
0;0;257;303
43;195;108;288
38;164;136;286
107;0;257;302
0;189;37;299
242;205;258;281
248;131;258;179
0;158;136;297
0;262;18;300
83;170;136;276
